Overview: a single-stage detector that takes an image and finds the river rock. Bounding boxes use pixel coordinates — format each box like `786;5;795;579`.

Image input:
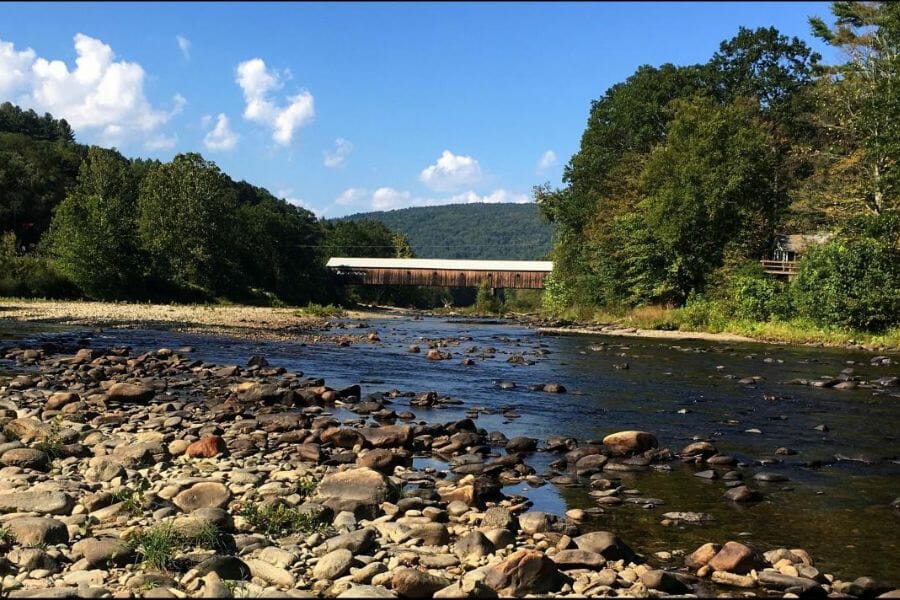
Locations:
4;417;52;442
641;569;690;594
680;441;718;458
73;537;135;567
482;548;565;596
505;436;537;452
186;435;227;458
708;541;764;574
602;430;658;455
575;454;608;475
359;425;412;448
1;447;49;470
0;490;74;515
106;382;155;403
724;485;762;503
542;383;566;393
45;392;79;411
338;585;397;599
322;527;377;554
573;531;637;562
686;542;721;570
245;558;296;587
85;456;126;483
518;510;554;534
552;549;607;569
313;548;354;580
173;481;231;512
481;506;515;530
454;530;494;562
6;516;69;546
391;567;453;597
316;468;397;518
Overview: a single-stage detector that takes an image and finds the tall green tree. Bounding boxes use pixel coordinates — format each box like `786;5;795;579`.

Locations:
45;147;143;299
234;185;326;303
808;1;900;215
639;96;784;301
137;153;239;295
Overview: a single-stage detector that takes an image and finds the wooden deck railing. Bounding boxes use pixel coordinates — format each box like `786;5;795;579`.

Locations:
760;259;799;276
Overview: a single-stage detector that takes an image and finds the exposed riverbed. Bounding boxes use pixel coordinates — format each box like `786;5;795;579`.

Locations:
3;314;898;585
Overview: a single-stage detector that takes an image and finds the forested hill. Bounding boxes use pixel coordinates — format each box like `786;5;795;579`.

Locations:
340;203;553;260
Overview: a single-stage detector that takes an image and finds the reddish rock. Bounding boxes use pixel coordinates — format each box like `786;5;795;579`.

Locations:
185;436;227;458
483;549;566;596
708;541;764;574
45;392;79;411
320;427;364;449
359;425;413;448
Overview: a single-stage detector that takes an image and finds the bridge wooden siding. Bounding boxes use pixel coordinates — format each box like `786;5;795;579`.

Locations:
326;258;553;289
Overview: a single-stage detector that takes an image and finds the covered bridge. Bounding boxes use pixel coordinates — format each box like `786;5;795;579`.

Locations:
326;258;554;289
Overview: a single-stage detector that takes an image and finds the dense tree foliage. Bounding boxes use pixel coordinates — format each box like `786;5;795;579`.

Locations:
45;147;144;299
0;103;84;246
341;203;552;260
538;10;898;330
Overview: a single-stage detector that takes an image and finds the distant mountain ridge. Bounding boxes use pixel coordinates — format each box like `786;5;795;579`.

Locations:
338;203;553;260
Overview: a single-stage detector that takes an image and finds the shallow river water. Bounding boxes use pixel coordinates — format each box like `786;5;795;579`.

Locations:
3;315;899;584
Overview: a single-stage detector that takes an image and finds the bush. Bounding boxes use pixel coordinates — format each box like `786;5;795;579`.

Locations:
792;236;900;331
0;254;78;299
474;280;501;313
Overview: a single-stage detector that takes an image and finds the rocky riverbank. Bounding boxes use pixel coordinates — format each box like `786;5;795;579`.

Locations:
0;340;898;599
0;300;395;342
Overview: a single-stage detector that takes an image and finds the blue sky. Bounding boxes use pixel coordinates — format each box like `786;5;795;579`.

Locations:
0;1;836;217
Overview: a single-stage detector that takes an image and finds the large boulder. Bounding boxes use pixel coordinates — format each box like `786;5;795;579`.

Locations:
602;430;658;455
106;382;155;403
359;425;413;448
482;549;566;596
315;468;398;519
708;541;765;574
391;568;453;597
6;517;69;546
1;448;50;470
0;490;74;515
73;537;136;568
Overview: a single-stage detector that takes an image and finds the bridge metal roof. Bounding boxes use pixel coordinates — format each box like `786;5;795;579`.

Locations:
326;257;553;272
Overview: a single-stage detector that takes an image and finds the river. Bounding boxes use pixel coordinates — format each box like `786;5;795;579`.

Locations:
2;314;899;584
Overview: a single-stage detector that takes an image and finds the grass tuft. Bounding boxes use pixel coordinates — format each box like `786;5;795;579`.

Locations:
238;501;328;538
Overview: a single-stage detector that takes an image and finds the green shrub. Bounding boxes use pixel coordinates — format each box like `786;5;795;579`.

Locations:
792;237;900;331
299;303;346;318
238;501;328;538
474;280;501;314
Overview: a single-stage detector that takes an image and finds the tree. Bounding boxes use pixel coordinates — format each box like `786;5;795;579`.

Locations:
137;153;239;295
640;96;784;301
808;1;900;215
45;147;143;299
234;186;327;303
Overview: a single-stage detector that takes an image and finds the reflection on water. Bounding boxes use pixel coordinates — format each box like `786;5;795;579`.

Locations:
2;315;899;583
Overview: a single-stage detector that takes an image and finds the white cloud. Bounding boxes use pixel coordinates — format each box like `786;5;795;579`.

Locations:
419;150;483;192
536;150;557;173
336;187;368;206
323;137;353;168
372;187;411;210
0;39;35;98
176;35;191;60
446;189;530;205
203;113;238;151
236;57;314;146
0;33;181;147
145;134;177;151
